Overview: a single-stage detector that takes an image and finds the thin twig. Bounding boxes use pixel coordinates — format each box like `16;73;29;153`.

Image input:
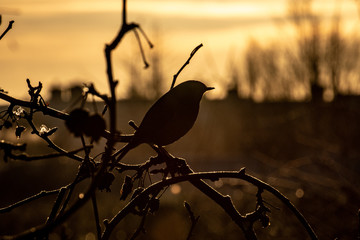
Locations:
0;20;14;40
129;209;149;240
23;111;85;162
184;201;200;240
56;174;81;219
133;28;149;68
137;26;154;48
46;187;67;224
9;146;92;162
170;43;203;90
122;0;127;25
358;209;360;240
92;193;102;240
0;185;70;214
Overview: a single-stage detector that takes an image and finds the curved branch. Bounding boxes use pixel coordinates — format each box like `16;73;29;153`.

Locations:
242;172;318;240
101;171;318;240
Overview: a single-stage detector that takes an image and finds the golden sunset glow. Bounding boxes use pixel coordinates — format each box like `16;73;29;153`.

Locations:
130;1;284;18
1;2;360;239
0;0;359;99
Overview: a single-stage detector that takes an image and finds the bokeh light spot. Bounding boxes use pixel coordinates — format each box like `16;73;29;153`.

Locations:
85;232;96;240
214;179;223;188
78;193;85;199
170;184;181;195
295;188;304;198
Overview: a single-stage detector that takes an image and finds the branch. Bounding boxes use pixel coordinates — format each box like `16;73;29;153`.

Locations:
22;111;86;162
241;171;318;240
358;209;360;240
101;171;248;239
0;1;147;239
188;172;257;239
0;185;70;214
129;208;149;240
184;201;200;240
101;171;318;240
0;91;67;120
0;91;131;143
0;1;151;240
7;145;92;162
104;20;138;141
170;43;203;89
92;193;102;240
46;187;67;224
0;20;14;40
133;28;149;68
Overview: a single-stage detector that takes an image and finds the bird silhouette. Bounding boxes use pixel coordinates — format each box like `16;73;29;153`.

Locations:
111;80;214;168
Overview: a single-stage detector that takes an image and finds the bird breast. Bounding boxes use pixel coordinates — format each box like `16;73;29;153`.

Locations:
135;101;200;147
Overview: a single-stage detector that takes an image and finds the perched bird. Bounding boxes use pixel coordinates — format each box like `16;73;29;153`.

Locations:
111;80;214;168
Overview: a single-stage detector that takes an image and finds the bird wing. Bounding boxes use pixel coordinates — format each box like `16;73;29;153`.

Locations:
150;100;198;146
134;93;177;144
134;84;201;146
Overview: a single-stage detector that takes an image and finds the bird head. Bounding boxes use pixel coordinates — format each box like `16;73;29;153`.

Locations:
174;80;214;103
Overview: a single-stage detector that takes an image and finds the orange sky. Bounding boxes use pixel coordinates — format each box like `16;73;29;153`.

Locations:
0;0;359;100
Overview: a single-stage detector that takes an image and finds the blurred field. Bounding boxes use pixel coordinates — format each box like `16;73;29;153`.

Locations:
0;92;359;239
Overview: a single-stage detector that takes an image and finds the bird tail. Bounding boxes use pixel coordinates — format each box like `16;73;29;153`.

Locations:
109;143;133;170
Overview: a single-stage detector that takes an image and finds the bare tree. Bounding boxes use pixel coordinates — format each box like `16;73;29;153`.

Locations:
245;40;262;100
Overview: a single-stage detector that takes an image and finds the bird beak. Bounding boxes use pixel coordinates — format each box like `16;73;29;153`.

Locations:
206;87;215;91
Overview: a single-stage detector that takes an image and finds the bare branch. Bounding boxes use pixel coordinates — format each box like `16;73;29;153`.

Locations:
46;188;67;226
137;26;154;49
129;209;149;240
0;185;70;214
0;91;131;143
22;111;85;162
0;20;14;40
92;193;102;240
358;209;360;240
0;1;150;239
184;201;200;240
171;43;203;90
133;28;150;68
0;91;67;121
7;146;92;162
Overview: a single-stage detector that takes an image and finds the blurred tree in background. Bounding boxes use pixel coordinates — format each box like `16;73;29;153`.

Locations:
1;0;360;240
